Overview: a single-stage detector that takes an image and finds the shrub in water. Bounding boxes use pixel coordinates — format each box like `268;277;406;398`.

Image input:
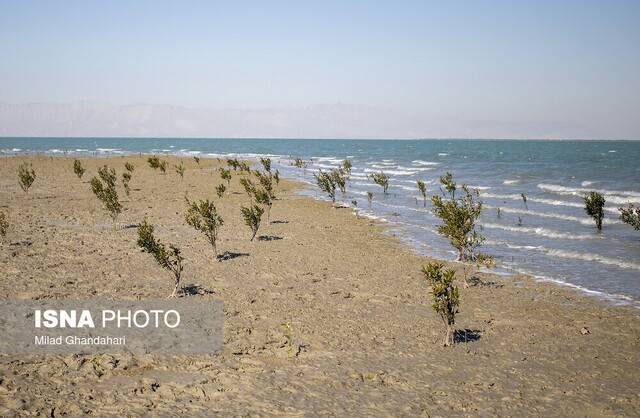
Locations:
417;180;426;207
314;170;337;205
422;262;459;347
137;220;184;298
185;198;224;258
371;171;389;195
584;191;605;230
619;203;640;230
431;172;485;262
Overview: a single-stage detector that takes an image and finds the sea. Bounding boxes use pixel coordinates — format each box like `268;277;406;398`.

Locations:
2;137;639;307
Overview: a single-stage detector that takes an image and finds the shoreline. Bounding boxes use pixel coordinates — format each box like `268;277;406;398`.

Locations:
3;151;639;308
1;155;639;415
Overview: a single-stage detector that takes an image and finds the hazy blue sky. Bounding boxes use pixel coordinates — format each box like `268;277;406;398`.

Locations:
1;1;639;138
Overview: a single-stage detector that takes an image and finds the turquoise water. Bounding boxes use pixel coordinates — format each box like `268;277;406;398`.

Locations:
2;137;639;305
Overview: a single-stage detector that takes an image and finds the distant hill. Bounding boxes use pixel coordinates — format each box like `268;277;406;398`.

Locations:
0;102;603;139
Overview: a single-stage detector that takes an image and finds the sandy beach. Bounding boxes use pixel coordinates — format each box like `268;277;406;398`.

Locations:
0;155;639;416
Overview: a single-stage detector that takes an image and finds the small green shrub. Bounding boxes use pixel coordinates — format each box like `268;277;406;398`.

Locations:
422;262;459;347
18;162;36;193
241;204;265;241
0;210;8;242
431;172;485;262
367;191;373;206
238;162;251;174
147;156;161;169
122;171;132;196
73;159;85;179
274;169;280;185
417;181;427;207
253;187;273;223
314;170;337;204
193;156;200;165
215;183;226;198
619;203;640;230
137;220;184;298
293;158;307;170
90;165;122;222
584;191;605;230
219;168;232;186
185;199;224;258
175;162;185;179
227;158;240;172
333;167;349;197
254;170;274;197
371;171;389;195
343;159;352;174
520;193;528;210
124;162;135;172
240;178;255;198
259;157;272;173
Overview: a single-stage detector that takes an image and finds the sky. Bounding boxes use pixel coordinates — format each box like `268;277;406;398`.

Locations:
1;1;639;138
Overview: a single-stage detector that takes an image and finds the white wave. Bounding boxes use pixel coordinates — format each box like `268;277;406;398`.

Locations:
482;223;595;240
608;150;617;153
412;160;440;166
371;164;395;169
438;153;449;156
314;163;340;169
363;168;417;176
12;148;22;152
468;185;491;190
484;205;623;225
544;248;640;271
503;179;521;185
581;181;597;187
484;193;620;214
313;156;344;164
538;183;640;199
96;148;121;153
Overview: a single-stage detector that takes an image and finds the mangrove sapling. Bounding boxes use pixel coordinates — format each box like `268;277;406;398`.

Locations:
227;158;240;172
90;165;122;223
73;159;85;179
431;172;485;262
124;162;135;172
367;191;373;206
185;198;224;258
147;156;161;169
417;180;427;207
259;157;272;173
158;160;167;175
314;170;337;205
122;172;132;196
371;171;389;195
175;162;185;179
240;178;255;198
521;193;528;210
343;159;352;174
422;262;459;347
333;168;348;197
193;156;200;165
240;204;265;241
255;170;274;197
137;220;184;298
219;168;232;187
238;162;251;174
215;183;226;198
274;169;280;186
0;210;8;243
293;157;307;174
584;191;605;230
253;187;273;223
18;162;36;193
619;203;640;230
